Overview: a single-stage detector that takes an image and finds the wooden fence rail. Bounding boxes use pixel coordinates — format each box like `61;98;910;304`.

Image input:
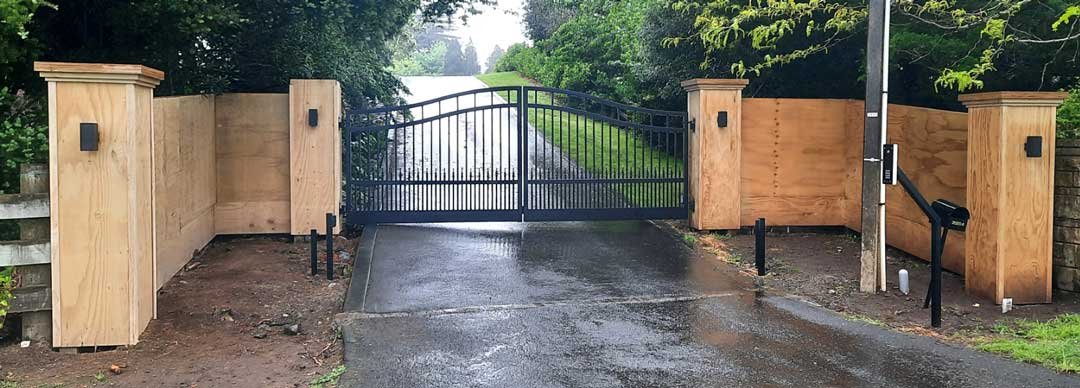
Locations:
0;163;52;342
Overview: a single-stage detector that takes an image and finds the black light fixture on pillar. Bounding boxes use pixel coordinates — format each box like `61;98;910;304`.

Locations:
308;108;319;127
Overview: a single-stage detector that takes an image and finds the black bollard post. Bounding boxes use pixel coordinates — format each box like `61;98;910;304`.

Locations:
929;218;943;328
310;229;318;276
326;213;336;281
755;218;766;276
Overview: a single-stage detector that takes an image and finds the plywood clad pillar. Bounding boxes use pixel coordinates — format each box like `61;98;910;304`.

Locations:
289;80;342;235
960;92;1068;304
681;79;748;230
35;62;164;347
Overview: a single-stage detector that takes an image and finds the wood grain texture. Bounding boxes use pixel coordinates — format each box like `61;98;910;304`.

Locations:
0;193;49;219
289;80;341;235
963;102;1060;304
685;84;744;229
739;98;970;273
51;82;137;347
214;93;291;234
741;99;849;225
153;95;217;289
883;104;969;273
964;106;1004;302
999;105;1055;303
34;62;164;80
0;240;50;266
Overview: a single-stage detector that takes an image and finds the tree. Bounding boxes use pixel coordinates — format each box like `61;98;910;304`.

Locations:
484;45;505;72
443;39;468;75
24;0;489;107
0;0;52;86
523;0;577;40
462;40;482;75
668;0;1080;93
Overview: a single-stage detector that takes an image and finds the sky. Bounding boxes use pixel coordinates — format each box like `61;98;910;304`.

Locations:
444;0;530;71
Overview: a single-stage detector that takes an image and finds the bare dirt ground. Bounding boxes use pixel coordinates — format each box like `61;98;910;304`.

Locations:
666;221;1080;340
0;235;355;388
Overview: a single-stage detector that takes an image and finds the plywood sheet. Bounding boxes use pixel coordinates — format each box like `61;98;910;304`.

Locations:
289;81;341;235
153;95;217;288
884;104;969;273
214;94;291;234
741;99;849;225
692;88;742;229
740;98;969;272
999;105;1055;303
52;82;134;346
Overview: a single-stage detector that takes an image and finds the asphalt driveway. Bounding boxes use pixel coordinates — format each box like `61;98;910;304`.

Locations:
336;221;1080;388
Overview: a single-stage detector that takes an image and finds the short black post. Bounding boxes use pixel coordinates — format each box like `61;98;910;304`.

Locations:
310;229;318;276
755;218;766;276
326;213;336;281
929;218;943;328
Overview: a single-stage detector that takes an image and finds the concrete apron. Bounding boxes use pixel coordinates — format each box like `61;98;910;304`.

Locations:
335;221;1079;388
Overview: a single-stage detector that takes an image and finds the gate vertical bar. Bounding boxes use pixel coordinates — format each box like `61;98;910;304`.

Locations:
519;86;528;218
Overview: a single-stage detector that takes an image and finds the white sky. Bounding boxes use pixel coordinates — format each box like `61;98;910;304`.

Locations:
444;0;531;71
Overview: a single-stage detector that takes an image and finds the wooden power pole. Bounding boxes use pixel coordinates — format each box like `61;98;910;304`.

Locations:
861;0;890;293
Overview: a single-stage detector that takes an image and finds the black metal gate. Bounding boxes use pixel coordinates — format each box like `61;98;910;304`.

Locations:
342;86;688;225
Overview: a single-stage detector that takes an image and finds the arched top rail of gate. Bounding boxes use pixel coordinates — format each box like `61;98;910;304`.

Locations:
342;85;688;135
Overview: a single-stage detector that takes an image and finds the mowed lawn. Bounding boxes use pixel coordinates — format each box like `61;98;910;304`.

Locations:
475;72;685;207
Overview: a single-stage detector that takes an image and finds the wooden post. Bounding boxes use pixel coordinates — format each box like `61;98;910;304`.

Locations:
18;164;51;342
860;0;888;293
961;91;1068;304
289;80;342;235
35;62;164;347
681;79;748;230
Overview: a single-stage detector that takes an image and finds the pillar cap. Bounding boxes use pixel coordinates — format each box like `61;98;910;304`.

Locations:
959;91;1068;108
681;79;749;92
35;62;165;88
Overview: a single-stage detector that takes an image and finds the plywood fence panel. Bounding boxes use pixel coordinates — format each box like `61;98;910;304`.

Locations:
741;99;849;225
214;93;291;234
153;95;217;289
883;104;969;273
740;98;968;272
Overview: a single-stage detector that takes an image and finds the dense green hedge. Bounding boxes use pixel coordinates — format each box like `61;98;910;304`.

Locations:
1060;87;1080;139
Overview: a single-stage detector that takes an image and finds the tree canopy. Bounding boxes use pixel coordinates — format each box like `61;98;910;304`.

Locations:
4;0;487;107
668;0;1080;93
500;0;1079;112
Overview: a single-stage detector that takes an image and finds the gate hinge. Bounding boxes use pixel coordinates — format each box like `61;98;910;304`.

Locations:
688;200;695;212
688;119;696;132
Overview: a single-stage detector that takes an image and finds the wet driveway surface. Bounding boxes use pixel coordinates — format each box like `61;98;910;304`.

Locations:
358;222;739;313
337;221;1080;388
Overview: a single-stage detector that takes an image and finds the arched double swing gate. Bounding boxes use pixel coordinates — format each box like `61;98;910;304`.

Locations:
341;86;689;226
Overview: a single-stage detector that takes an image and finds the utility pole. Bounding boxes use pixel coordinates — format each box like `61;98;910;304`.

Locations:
861;0;890;293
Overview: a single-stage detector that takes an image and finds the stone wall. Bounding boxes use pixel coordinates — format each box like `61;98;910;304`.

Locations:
1055;139;1080;292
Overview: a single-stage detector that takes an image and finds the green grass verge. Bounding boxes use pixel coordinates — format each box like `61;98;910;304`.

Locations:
311;365;347;388
475;72;684;207
977;314;1080;372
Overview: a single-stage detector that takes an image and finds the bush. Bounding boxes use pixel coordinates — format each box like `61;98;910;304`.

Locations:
0;87;47;241
0;87;47;194
1060;86;1080;139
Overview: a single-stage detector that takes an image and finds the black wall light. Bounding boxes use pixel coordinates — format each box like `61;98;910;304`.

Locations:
717;111;728;128
308;108;319;127
1025;136;1042;158
80;123;99;151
